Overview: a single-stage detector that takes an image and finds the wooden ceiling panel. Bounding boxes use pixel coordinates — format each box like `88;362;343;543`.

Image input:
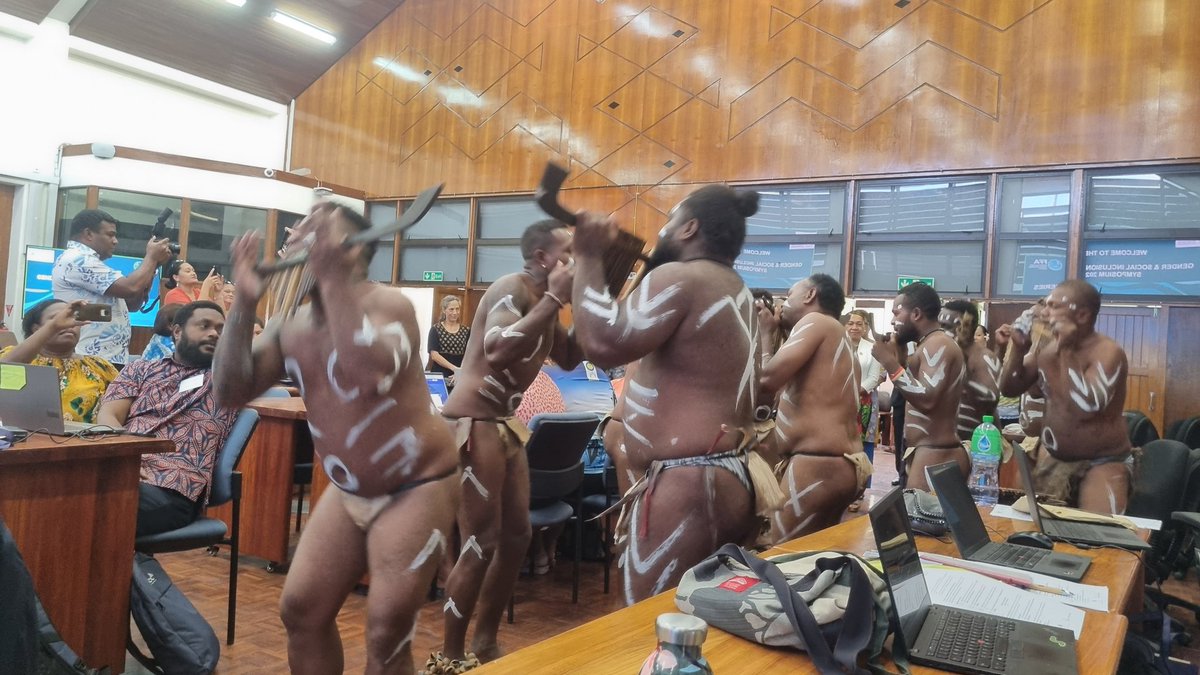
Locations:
0;0;58;24
69;0;405;103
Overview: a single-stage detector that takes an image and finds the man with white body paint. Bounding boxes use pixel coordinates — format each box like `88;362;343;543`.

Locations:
871;282;967;492
571;185;776;604
213;203;459;675
757;274;868;541
940;299;1000;440
999;279;1131;514
436;219;583;669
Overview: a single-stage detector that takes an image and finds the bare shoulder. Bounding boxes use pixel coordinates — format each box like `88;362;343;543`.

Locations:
922;332;963;364
360;283;416;323
479;273;533;312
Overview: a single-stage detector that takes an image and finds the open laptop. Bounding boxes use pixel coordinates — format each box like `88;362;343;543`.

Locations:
0;363;123;436
1011;442;1151;551
870;487;1078;675
425;372;450;411
926;461;1091;581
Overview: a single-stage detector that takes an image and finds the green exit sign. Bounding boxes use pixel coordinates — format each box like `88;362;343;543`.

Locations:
422;271;444;282
898;275;935;290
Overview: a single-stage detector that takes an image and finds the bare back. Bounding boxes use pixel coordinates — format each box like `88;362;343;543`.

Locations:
278;284;457;498
1036;333;1130;461
772;314;861;458
896;331;965;449
957;343;1001;439
606;262;759;472
441;273;557;420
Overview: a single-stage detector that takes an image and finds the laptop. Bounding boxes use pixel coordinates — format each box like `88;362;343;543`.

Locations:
870;487;1079;675
925;461;1091;581
0;363;123;436
1011;442;1151;551
425;372;450;411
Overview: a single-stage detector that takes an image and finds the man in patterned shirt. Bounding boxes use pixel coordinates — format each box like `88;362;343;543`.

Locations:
52;209;173;366
97;301;238;536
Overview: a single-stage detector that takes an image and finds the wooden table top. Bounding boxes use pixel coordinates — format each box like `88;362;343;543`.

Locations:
0;433;173;466
249;396;308;420
478;510;1136;674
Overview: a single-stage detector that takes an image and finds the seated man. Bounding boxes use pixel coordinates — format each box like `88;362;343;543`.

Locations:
758;274;868;542
1000;280;1132;513
97;301;238;537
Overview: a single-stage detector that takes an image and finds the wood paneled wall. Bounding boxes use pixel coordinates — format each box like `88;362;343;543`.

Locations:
292;0;1200;239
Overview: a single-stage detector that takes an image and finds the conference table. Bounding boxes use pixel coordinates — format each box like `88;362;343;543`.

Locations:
0;433;172;671
207;395;311;567
478;509;1143;674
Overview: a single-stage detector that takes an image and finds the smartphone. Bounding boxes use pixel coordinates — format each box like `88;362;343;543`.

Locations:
75;304;112;322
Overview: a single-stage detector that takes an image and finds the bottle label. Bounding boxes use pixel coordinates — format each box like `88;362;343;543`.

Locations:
718;576;761;593
977;436;990;454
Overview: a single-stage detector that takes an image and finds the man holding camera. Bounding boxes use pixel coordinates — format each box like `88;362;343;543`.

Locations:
52;209;173;366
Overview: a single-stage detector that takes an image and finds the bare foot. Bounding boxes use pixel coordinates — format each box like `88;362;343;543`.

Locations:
471;642;503;663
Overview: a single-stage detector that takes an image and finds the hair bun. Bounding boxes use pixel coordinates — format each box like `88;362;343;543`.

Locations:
735;190;760;218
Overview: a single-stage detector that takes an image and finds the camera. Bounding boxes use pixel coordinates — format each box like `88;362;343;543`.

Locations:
151;207;182;255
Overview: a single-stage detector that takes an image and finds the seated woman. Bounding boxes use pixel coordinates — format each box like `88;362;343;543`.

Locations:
141;303;184;361
1;299;118;423
162;260;221;306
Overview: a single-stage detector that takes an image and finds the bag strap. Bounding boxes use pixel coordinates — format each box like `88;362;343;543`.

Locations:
717;544;873;675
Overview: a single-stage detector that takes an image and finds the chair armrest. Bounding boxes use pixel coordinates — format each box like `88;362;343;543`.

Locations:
1170;511;1200;530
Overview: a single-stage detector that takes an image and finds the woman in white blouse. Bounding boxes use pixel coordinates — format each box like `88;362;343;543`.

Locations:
846;309;884;508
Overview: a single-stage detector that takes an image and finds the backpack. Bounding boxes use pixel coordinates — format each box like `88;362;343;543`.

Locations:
1;518;106;675
129;553;219;675
676;544;900;675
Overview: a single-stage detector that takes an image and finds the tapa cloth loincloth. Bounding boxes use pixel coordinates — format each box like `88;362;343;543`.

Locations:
1028;442;1135;507
339;466;459;531
597;430;784;551
445;415;531;460
775;450;873;493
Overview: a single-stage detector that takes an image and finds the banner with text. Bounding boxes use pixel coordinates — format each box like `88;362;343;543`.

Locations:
1083;239;1200;296
734;243;815;290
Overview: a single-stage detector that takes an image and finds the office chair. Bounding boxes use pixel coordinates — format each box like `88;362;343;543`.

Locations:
507;412;600;623
1125;410;1161;448
134;408;260;645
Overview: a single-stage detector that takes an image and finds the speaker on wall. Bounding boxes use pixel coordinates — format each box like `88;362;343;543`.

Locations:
90;143;116;159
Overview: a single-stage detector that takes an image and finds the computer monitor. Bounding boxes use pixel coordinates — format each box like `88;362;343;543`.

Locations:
23;245;162;328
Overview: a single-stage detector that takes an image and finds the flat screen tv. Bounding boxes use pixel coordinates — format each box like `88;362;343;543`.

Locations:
23;245;162;329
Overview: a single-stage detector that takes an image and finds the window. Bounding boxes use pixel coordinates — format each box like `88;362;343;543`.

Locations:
735;184;845;290
1083;169;1200;296
55;188;88;246
94;189;184;259
186;201;267;276
395;200;469;283
854;177;988;294
994;174;1070;297
475;198;543;283
364;203;396;283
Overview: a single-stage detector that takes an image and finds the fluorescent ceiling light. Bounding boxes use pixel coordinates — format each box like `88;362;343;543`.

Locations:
271;10;336;45
225;0;246;7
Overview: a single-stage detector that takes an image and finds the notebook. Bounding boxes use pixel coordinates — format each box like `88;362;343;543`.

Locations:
869;487;1079;675
0;363;123;437
1011;443;1151;551
926;461;1091;581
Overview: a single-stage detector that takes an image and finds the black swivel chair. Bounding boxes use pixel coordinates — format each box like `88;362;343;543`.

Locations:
1125;410;1161;448
581;460;620;594
134;408;260;645
1166;416;1200;449
507;412;600;623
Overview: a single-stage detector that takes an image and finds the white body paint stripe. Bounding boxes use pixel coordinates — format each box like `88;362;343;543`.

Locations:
409;530;447;570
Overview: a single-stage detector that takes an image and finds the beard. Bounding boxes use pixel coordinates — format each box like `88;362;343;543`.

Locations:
175;335;215;368
894;321;918;343
644;240;681;273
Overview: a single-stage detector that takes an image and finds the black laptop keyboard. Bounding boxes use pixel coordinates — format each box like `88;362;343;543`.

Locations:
981;544;1050;568
928;610;1017;671
1049;520;1106;538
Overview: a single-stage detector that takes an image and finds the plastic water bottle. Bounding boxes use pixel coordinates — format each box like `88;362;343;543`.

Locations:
639;614;714;675
968;415;1003;506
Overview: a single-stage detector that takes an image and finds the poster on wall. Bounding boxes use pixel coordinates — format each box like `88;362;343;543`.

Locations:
734;243;815;290
1014;248;1067;296
1083;239;1200;296
23;246;161;328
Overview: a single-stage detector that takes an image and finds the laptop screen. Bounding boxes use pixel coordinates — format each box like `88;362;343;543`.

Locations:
926;461;992;556
425;373;450;410
869;488;932;647
1011;443;1049;532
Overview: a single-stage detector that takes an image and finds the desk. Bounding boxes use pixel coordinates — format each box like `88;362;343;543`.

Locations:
208;396;310;566
0;434;172;671
479;510;1138;674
